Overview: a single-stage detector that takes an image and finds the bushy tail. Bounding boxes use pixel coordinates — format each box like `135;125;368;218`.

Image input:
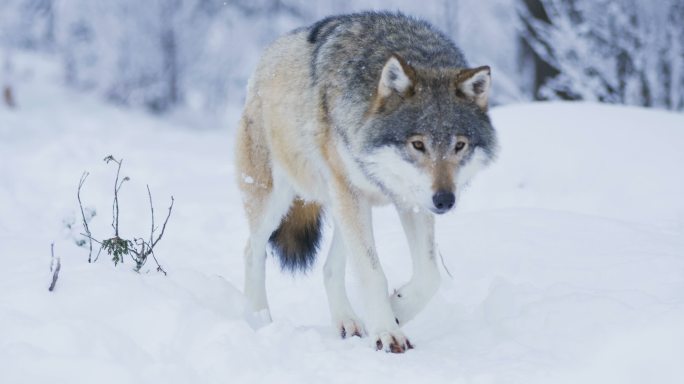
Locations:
268;199;323;272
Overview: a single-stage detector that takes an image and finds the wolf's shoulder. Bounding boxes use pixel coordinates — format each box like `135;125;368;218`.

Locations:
306;11;415;44
307;12;465;69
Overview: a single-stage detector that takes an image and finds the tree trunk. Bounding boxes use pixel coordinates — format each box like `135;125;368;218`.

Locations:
3;85;16;108
161;28;178;106
2;52;16;109
160;0;179;111
519;0;560;99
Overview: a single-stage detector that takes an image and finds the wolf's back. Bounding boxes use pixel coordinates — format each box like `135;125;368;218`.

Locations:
307;12;467;103
239;29;322;272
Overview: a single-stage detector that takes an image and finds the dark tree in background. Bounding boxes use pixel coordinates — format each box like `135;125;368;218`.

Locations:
518;0;684;110
60;0;187;112
160;0;180;111
517;0;559;99
53;0;310;113
2;60;16;108
1;0;57;109
1;0;682;113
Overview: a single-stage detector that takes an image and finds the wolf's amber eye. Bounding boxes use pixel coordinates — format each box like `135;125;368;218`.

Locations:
411;140;425;152
455;141;466;152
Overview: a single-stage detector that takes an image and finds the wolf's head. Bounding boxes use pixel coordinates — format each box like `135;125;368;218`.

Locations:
360;54;498;214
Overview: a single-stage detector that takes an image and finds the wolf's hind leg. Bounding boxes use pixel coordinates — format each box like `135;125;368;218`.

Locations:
324;228;365;338
242;180;295;325
390;209;441;326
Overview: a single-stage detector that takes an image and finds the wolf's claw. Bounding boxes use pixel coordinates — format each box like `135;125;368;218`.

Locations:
375;331;413;353
338;318;366;339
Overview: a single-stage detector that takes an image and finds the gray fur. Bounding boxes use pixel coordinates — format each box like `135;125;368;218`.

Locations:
307;11;497;163
309;12;467;84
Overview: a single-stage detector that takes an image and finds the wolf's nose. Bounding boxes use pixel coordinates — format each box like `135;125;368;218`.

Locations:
432;191;455;213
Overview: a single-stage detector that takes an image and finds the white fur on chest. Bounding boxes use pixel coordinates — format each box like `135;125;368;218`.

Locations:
335;140;390;205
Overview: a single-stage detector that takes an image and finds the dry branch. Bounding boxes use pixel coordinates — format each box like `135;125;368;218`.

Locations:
76;155;172;274
48;243;61;292
77;172;93;262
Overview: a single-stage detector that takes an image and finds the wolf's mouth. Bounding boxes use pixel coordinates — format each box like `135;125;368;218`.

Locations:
430;206;453;215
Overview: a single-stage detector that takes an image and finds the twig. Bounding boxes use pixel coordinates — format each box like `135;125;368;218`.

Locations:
94;242;103;262
104;155;127;237
152;194;174;249
80;233;104;245
438;248;453;279
48;243;61;292
77;171;93;262
148;185;155;247
127;185;172;274
149;248;167;276
146;184;168;275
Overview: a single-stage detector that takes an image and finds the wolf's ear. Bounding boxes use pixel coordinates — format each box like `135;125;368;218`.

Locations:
456;66;491;110
378;54;415;98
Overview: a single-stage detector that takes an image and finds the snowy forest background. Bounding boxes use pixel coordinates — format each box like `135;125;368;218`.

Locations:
1;0;682;116
2;2;684;381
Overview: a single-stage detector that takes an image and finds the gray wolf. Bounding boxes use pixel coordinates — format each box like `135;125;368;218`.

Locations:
235;11;498;353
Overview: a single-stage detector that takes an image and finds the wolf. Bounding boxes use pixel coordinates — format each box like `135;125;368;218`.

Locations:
236;11;498;353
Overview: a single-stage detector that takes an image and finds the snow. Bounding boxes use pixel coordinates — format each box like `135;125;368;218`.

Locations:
1;54;684;384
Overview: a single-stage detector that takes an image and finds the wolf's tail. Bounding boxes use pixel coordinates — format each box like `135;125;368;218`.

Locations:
268;199;323;272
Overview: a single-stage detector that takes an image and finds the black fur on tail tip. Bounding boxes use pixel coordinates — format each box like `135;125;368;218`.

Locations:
268;208;323;273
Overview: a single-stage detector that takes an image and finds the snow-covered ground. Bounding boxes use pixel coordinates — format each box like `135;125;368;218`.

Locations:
1;54;683;384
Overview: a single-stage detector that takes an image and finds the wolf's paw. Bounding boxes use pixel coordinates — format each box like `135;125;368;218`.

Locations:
336;317;366;339
390;286;424;326
245;308;272;329
390;279;440;326
375;330;413;353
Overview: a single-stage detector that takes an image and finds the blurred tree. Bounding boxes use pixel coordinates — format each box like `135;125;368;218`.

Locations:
517;0;558;99
0;0;55;50
2;55;17;109
55;0;310;113
518;0;684;110
0;0;536;113
0;2;20;109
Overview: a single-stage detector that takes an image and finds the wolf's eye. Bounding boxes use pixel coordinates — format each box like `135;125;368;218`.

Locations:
411;140;425;152
455;141;467;153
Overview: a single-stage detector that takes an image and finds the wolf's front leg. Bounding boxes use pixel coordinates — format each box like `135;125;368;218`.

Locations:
390;208;441;326
331;187;412;353
324;227;366;338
